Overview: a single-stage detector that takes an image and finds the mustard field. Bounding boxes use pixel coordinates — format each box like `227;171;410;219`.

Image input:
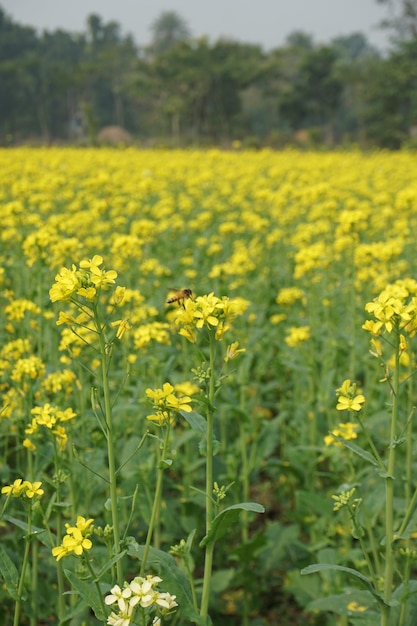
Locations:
2;147;417;626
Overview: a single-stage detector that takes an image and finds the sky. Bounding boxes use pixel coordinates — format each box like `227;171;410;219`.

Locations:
1;0;392;52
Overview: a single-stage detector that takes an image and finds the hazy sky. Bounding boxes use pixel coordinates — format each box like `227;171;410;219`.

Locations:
1;0;392;51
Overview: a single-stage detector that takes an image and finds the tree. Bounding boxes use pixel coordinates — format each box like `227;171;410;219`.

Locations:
136;36;264;144
377;0;417;39
149;11;191;54
331;32;379;60
363;37;417;147
81;14;139;133
279;46;343;142
285;31;314;51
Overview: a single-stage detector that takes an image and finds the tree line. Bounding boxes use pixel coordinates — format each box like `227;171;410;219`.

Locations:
1;4;417;149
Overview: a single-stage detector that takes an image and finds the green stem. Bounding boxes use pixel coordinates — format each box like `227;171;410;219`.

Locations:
95;307;122;585
13;506;32;626
200;333;216;623
52;476;66;622
398;553;412;626
184;558;199;613
85;555;107;622
397;485;417;537
200;542;214;620
140;424;171;576
349;505;377;585
381;329;400;626
239;380;249;543
30;541;38;626
238;378;250;626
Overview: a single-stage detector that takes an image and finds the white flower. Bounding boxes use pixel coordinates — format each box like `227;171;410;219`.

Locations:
105;584;132;611
156;591;178;612
106;603;134;626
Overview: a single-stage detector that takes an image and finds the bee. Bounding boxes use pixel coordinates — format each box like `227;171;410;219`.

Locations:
166;288;193;308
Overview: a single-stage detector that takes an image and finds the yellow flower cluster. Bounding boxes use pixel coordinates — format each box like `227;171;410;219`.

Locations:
145;382;192;426
363;280;417;336
24;403;76;451
52;515;94;561
285;326;311;348
173;293;249;343
324;421;359;447
1;478;44;499
336;379;365;412
50;254;118;303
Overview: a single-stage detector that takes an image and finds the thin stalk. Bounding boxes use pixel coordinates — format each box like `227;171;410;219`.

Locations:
140;424;171;576
348;505;377;585
85;556;107;622
13;506;32;626
239;373;249;542
398;553;412;626
238;377;250;626
95;307;122;585
200;333;216;623
55;481;66;621
398;364;415;626
184;556;199;613
30;541;39;626
381;329;400;626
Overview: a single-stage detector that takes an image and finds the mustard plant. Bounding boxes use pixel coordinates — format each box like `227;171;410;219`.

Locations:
172;292;265;624
49;255;126;585
303;280;417;626
0;479;44;626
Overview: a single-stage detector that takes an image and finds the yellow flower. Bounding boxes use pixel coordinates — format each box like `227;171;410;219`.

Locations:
336;395;365;412
80;255;118;289
347;601;367;613
23;438;36;451
146;410;175;426
335;379;365;412
1;479;44;499
52;516;94;561
224;341;246;362
53;425;68;452
166;393;192;413
111;318;131;340
76;286;97;301
173;292;247;342
325;422;359;447
174;381;200;396
285;326;310;347
1;478;26;498
49;265;80;302
66;515;94;535
364;283;417;335
145;383;192;425
24;481;44;498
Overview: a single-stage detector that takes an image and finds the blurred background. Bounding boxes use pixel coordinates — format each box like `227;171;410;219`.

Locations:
1;0;416;149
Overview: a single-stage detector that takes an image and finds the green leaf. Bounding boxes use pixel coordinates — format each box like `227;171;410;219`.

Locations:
200;502;265;548
127;539;204;625
308;590;378;617
180;410;207;435
0;544;23;602
64;569;106;621
301;563;388;606
331;437;381;468
158;458;173;469
181;410;220;456
5;515;47;541
93;550;127;582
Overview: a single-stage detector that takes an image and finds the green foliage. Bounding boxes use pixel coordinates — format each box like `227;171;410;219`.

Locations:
2;5;417;147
